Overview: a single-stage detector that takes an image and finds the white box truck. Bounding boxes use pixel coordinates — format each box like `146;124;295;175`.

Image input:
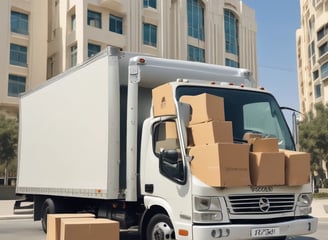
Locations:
16;47;317;240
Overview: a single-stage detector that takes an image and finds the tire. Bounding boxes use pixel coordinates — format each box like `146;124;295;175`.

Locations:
146;214;176;240
41;198;56;233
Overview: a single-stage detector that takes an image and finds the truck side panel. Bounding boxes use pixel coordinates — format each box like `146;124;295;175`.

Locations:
17;55;120;199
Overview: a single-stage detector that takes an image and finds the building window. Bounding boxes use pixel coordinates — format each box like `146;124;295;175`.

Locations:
11;11;28;35
109;14;123;34
144;0;157;8
71;14;76;31
313;70;319;80
224;9;239;55
10;44;27;67
321;61;328;79
225;58;239;68
308;41;316;65
314;84;321;98
317;23;328;41
8;74;26;97
188;45;205;62
87;10;101;28
88;43;101;58
143;23;157;47
71;45;77;67
187;0;205;41
319;42;328;57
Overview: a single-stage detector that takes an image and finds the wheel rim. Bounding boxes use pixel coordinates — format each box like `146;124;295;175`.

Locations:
151;222;175;240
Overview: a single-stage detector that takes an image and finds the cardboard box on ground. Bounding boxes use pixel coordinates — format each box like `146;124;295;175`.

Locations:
61;218;119;240
47;213;119;240
47;214;95;240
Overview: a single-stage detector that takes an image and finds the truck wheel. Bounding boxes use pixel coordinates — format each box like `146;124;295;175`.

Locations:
146;214;176;240
41;198;56;233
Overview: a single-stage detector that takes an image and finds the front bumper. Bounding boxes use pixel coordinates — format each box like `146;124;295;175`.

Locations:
193;216;318;239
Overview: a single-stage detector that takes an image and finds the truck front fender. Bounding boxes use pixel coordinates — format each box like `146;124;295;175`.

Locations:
139;196;175;239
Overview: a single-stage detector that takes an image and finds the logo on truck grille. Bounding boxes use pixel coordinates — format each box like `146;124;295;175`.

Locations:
259;197;270;212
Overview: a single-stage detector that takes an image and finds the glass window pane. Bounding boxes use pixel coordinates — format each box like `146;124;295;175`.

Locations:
10;44;27;67
88;43;101;58
109;14;123;34
71;14;76;31
321;61;328;79
143;23;157;47
71;45;77;67
87;10;102;28
11;11;28;35
224;9;238;55
188;45;205;62
187;0;204;41
144;0;157;8
8;74;26;97
315;84;321;98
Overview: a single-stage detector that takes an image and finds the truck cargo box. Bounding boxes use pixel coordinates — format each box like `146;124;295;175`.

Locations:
17;51;124;199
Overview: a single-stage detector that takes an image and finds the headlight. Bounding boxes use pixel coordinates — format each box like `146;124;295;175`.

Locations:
297;193;313;207
193;196;222;223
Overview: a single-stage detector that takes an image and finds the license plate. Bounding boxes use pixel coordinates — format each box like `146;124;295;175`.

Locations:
251;227;280;237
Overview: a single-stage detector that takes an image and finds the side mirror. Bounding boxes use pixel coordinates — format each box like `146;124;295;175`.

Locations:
159;149;184;183
159;149;179;165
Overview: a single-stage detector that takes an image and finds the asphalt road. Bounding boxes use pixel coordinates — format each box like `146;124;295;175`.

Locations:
0;218;327;240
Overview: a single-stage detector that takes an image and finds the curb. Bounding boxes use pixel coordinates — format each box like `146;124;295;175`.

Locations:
0;214;33;220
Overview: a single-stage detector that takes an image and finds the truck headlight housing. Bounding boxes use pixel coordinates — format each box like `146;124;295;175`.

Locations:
193;196;222;223
297;193;313;207
296;193;313;216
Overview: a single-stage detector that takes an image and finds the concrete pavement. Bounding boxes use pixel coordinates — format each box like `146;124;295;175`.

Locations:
0;200;33;220
1;198;328;221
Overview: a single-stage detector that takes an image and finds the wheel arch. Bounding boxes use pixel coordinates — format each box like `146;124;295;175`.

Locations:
140;196;176;240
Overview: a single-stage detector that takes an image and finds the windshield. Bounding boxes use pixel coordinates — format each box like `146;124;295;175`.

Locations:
176;86;295;150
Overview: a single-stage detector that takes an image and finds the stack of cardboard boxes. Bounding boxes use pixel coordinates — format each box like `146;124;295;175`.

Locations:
180;94;251;187
47;214;119;240
152;83;311;188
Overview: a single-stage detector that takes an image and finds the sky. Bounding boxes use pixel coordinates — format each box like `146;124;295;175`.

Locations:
242;0;301;126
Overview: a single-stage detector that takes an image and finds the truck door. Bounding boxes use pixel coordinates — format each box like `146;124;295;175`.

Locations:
140;118;192;239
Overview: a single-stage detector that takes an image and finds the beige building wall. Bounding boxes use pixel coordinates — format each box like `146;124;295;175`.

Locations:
297;0;328;114
1;0;257;118
0;0;48;118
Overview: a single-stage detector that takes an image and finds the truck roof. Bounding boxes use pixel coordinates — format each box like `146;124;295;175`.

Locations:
21;46;256;97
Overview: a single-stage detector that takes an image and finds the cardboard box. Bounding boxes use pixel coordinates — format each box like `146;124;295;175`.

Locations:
60;218;119;240
155;139;180;153
47;213;95;240
180;93;225;125
189;143;250;187
249;152;285;186
152;83;176;117
157;121;178;140
243;132;263;141
248;138;279;152
280;149;311;186
188;121;233;145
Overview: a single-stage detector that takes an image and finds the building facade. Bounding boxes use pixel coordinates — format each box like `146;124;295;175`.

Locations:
297;0;328;114
0;0;257;118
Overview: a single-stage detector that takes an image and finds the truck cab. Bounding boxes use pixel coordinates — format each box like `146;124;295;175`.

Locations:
138;80;316;240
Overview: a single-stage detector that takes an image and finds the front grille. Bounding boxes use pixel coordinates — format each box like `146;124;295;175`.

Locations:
227;194;295;214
